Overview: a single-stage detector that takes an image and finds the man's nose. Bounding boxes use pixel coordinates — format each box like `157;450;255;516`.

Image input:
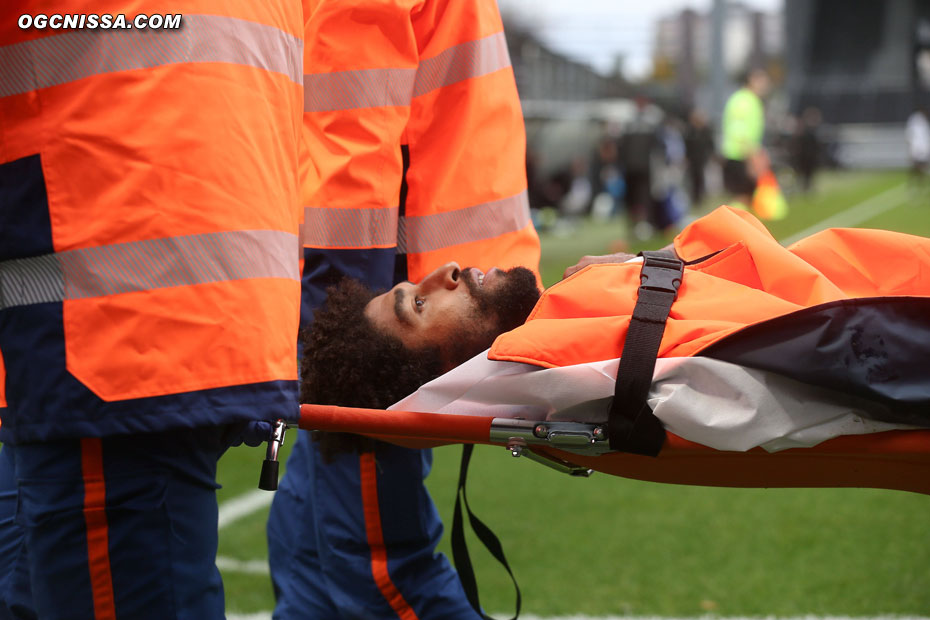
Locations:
418;262;461;292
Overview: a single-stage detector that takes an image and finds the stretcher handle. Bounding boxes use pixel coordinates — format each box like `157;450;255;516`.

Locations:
258;419;288;491
298;403;494;444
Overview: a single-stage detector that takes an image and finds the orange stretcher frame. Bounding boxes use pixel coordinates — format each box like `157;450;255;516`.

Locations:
298;404;930;496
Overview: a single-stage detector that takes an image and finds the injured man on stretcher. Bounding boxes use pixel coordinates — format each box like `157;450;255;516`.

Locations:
303;206;930;457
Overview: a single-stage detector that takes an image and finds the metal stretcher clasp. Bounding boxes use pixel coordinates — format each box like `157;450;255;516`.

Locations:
490;419;615;477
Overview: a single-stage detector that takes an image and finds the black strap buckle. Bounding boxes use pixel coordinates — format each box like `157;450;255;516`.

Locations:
639;251;684;297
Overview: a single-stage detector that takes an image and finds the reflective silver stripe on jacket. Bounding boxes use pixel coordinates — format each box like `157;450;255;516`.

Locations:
301;206;400;249
303;31;511;112
300;191;530;253
398;191;531;255
0;230;299;309
412;31;510;98
0;14;302;97
304;67;416;112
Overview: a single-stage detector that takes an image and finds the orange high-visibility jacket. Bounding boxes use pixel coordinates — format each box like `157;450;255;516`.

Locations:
490;207;930;424
299;0;541;286
0;3;304;441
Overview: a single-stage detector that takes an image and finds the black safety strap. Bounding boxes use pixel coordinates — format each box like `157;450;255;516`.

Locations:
451;444;521;620
607;250;684;456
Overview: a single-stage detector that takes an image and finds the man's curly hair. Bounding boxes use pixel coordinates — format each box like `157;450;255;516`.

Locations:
300;278;444;461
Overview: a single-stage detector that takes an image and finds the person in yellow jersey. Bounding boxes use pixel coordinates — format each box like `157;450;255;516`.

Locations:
0;6;303;618
720;68;771;208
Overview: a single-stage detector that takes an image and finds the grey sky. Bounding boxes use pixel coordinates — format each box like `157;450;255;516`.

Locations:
499;0;783;78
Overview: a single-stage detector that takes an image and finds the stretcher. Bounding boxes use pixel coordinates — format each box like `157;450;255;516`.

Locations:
255;401;930;496
251;362;930;620
253;353;930;620
259;252;930;496
258;351;930;495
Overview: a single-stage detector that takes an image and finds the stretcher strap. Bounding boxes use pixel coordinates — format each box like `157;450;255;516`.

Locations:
608;251;683;455
451;444;521;620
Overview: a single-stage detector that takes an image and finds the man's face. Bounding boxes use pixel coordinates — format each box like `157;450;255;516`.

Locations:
750;69;770;98
365;262;540;368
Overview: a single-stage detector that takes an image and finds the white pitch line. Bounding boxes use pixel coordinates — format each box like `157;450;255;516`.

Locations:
780;183;908;246
216;486;276;581
216;490;275;580
218;488;274;530
216;555;270;575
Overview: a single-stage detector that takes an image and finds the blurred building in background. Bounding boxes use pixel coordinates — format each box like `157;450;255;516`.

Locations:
502;17;641;212
652;2;784;112
501;0;930;212
786;0;929;123
785;0;930;167
504;21;631;101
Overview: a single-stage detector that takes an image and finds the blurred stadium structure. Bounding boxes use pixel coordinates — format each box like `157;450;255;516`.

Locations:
503;0;930;186
521;99;663;178
786;0;930;168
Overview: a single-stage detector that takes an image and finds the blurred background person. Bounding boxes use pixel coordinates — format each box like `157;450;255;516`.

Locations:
790;107;824;194
588;131;625;221
652;114;690;233
720;67;771;209
560;156;594;218
684;108;716;208
906;106;930;194
619;97;661;240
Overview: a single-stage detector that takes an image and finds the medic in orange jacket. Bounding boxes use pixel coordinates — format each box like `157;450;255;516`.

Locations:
0;6;303;440
297;0;541;312
269;0;541;618
0;4;303;618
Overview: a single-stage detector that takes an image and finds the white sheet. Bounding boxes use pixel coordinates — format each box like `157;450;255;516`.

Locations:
390;354;921;452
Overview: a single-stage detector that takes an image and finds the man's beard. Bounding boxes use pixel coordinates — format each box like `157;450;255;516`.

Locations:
465;266;541;334
442;266;541;367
